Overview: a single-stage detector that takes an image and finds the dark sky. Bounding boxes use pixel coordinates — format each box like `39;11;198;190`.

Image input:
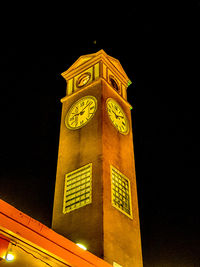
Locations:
1;2;200;266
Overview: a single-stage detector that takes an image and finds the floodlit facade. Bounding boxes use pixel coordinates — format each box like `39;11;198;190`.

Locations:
52;50;143;266
0;50;143;267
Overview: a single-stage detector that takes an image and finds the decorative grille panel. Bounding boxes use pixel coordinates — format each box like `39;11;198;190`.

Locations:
63;163;92;213
111;166;132;219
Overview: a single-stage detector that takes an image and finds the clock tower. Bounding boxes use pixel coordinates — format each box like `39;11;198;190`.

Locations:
52;50;143;267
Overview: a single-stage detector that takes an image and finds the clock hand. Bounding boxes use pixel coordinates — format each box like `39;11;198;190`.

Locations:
112;110;118;119
117;115;124;119
79;101;92;115
112;110;123;119
111;109;124;119
82;101;92;111
80;110;85;115
71;113;81;119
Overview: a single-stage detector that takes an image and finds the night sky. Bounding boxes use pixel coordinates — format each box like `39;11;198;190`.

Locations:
1;2;200;266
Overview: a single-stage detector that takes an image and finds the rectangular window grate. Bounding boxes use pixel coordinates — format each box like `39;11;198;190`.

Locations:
111;165;132;219
63;163;92;213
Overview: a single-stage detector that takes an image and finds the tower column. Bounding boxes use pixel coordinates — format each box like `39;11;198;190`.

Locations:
52;50;143;267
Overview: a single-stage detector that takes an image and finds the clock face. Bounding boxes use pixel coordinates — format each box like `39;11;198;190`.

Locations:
106;98;129;134
65;96;97;130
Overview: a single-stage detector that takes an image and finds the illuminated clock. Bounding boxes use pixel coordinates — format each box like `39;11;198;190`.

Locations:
65;96;97;130
106;98;129;134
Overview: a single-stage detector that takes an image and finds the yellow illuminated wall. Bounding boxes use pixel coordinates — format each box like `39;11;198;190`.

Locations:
52;50;143;267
